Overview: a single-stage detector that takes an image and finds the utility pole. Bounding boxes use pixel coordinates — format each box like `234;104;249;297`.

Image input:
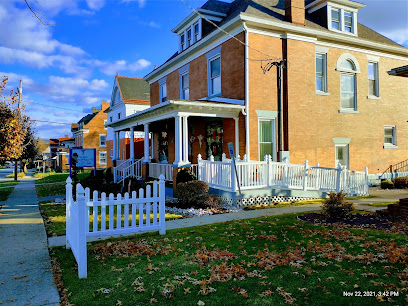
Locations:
14;79;22;181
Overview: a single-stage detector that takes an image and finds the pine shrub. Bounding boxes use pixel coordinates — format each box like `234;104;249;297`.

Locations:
177;180;209;208
392;177;408;189
322;191;354;219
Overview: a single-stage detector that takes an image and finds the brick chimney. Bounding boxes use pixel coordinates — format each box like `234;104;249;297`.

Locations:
285;0;305;26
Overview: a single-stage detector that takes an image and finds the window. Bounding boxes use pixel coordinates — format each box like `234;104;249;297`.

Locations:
159;82;167;103
110;149;113;158
368;62;379;97
316;53;327;92
335;144;349;168
187;29;192;48
259;120;276;160
110;116;113;122
384;126;397;147
344;11;353;32
181;72;189;100
99;151;107;165
194;23;199;42
118;112;121;120
331;9;340;30
340;59;357;111
122;149;125;160
180;34;185;51
104;119;107;130
209;56;221;96
99;134;106;147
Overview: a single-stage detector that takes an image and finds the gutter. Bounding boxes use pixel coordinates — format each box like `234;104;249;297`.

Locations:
243;22;250;159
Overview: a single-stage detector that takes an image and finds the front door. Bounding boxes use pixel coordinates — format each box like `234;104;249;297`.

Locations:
335;144;349;168
259;119;276;161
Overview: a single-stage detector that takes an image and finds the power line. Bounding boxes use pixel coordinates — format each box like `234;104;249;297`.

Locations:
4;97;88;113
178;0;282;62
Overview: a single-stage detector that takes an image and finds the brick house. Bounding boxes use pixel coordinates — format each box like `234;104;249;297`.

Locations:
105;75;151;168
49;135;74;171
108;0;408;186
72;101;110;169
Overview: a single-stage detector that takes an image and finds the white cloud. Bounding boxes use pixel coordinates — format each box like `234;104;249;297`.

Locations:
85;0;106;11
92;58;151;75
121;0;146;8
382;28;408;47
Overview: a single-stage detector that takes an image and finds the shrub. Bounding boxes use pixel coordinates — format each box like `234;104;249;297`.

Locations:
6;172;25;178
55;166;62;173
381;180;394;189
80;174;105;192
322;191;354;219
104;167;114;183
392;177;408;189
177;180;209;208
203;194;223;210
176;169;197;185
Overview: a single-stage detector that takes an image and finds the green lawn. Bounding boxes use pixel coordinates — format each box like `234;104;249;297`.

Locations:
35;172;90;184
40;202;183;237
35;172;91;198
367;201;398;207
0;187;14;201
244;199;324;210
52;213;408;305
0;181;19;188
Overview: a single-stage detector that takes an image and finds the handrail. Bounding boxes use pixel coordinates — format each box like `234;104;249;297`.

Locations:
379;159;408;179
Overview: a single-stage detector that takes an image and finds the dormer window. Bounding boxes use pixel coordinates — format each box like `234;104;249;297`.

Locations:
187;29;192;48
180;34;185;51
331;9;340;30
194;23;199;43
344;11;353;32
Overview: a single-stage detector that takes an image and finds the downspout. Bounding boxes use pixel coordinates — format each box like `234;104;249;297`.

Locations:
243;22;250;159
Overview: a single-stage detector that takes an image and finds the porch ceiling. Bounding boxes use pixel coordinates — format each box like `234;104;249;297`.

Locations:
108;100;245;131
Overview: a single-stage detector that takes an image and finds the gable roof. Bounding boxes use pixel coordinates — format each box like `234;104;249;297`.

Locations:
116;75;150;103
78;112;98;125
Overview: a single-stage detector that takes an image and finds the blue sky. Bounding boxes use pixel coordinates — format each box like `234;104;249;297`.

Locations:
0;0;407;139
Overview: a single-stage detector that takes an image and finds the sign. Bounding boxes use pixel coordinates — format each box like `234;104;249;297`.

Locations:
69;148;97;177
70;148;96;168
227;142;235;158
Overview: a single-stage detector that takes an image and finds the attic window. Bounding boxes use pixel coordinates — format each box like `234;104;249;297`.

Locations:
178;19;201;53
328;5;357;35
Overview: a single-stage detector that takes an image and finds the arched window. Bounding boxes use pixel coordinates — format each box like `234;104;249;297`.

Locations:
337;54;360;112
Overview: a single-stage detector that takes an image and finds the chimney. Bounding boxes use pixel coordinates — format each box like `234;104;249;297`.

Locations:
65;135;68;138
285;0;305;26
92;107;100;113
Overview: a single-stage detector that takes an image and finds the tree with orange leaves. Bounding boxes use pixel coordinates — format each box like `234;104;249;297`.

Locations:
0;76;29;163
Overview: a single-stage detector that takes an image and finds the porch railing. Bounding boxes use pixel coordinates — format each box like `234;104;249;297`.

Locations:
149;163;173;181
197;154;369;196
114;158;143;183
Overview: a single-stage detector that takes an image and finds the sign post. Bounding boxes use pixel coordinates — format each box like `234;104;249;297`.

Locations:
228;142;241;194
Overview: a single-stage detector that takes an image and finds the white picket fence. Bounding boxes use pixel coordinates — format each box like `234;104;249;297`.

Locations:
197;154;369;196
149;163;173;181
65;175;166;278
114;158;143;183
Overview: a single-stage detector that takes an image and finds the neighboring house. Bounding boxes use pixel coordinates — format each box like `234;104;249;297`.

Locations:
105;75;150;168
72;101;110;169
108;0;408;183
49;135;74;170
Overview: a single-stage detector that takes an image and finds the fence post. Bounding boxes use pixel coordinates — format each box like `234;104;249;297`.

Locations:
336;163;342;193
264;155;271;188
283;158;289;187
76;183;88;279
158;175;166;235
315;163;320;190
222;153;227;162
65;177;73;249
210;155;214;187
365;167;369;195
303;160;309;191
197;154;202;180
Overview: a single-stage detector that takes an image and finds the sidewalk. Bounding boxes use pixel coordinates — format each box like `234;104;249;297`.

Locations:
0;174;60;305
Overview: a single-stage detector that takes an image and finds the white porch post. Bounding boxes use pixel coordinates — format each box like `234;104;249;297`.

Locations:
182;116;189;163
130;127;135;161
143;124;150;163
113;131;117;161
234;117;239;157
174;115;182;166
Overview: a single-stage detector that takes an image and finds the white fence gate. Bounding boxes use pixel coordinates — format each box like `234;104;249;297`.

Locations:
65;175;166;278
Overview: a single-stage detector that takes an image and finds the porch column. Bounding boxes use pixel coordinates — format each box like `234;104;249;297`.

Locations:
182;116;189;163
234;117;239;157
130;126;135;161
173;115;182;166
113;131;117;161
143;124;150;163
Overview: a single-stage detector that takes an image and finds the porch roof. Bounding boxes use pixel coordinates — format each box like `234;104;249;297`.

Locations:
107;99;245;131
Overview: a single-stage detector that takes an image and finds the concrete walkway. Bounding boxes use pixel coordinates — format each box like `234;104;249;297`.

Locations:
0;174;60;305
